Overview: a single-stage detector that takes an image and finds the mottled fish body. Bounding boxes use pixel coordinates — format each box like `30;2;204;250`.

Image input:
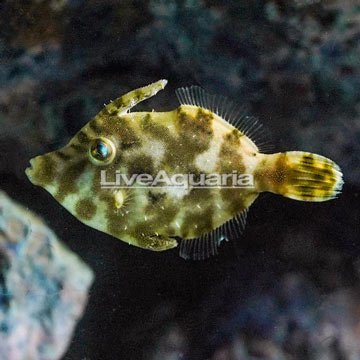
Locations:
26;80;343;259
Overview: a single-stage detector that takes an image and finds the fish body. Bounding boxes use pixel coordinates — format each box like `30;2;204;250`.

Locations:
26;80;343;259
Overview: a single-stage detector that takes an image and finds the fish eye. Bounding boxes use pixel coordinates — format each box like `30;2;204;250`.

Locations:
89;138;116;165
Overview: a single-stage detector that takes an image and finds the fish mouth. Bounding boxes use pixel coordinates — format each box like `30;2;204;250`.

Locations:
25;158;35;181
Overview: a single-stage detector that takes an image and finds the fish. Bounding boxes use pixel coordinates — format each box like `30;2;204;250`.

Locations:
25;80;344;260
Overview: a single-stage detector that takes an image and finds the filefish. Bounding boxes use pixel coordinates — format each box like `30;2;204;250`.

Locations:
26;80;343;260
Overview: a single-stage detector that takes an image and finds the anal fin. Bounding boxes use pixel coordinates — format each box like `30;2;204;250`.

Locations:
180;232;219;260
179;209;249;260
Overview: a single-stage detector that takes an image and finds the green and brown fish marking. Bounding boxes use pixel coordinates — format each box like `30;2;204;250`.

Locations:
26;80;344;260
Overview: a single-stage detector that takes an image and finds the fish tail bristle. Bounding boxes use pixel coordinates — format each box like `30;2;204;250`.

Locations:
281;151;343;202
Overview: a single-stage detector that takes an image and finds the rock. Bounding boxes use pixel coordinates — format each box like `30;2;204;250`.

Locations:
0;191;94;360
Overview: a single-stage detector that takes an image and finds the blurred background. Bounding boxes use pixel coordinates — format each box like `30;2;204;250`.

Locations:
0;0;360;359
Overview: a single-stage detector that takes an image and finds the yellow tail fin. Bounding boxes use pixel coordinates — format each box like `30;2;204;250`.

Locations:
280;151;343;201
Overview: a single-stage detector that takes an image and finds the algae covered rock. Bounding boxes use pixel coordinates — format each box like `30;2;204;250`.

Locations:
0;191;94;360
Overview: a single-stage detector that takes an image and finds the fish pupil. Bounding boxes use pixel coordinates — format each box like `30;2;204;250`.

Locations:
97;143;108;158
91;140;111;161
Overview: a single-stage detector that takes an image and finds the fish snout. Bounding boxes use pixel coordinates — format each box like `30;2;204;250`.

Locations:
25;158;36;183
25;155;56;187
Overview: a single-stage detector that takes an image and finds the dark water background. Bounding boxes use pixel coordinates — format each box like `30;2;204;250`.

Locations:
0;1;359;359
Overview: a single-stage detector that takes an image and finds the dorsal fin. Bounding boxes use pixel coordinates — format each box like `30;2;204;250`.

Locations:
179;209;249;260
175;86;273;153
96;79;168;118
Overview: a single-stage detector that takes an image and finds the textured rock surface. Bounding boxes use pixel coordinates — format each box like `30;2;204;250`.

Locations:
0;191;94;360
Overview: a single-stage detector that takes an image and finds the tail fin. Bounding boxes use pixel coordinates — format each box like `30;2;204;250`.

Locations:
280;151;343;201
